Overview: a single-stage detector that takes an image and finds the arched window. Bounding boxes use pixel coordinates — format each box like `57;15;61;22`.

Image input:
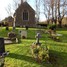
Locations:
23;10;29;21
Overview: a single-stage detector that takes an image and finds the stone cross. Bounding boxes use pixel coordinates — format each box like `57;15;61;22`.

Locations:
35;33;41;45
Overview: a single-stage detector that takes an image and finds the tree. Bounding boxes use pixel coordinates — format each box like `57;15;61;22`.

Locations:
5;3;12;16
42;0;51;24
57;0;67;27
35;0;40;23
42;0;67;27
12;0;20;11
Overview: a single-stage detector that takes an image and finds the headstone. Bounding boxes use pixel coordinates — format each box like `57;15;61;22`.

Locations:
0;38;5;55
8;32;16;39
19;30;27;39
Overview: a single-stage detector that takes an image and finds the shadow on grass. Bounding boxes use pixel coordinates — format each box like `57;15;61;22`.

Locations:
49;50;67;66
6;53;53;67
27;37;35;40
6;49;67;67
57;28;67;31
7;53;38;64
61;34;67;43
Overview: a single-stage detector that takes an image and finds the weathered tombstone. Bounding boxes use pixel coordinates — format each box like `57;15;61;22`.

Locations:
0;38;5;67
19;30;27;39
8;32;16;40
0;38;5;55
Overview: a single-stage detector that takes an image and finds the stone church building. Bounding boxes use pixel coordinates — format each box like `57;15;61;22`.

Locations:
14;0;35;27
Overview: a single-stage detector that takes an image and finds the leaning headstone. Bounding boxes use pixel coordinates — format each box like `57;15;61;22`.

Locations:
0;38;5;55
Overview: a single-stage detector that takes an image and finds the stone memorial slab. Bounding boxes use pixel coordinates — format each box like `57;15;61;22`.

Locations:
0;38;5;55
19;30;27;39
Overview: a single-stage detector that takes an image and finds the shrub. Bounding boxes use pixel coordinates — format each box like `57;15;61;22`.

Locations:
48;24;56;35
48;24;56;30
31;43;49;63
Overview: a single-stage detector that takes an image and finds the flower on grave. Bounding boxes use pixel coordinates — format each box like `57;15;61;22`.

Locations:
31;43;49;63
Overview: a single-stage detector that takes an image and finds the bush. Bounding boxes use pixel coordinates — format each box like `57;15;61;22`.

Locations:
48;24;56;35
31;43;49;63
48;24;56;30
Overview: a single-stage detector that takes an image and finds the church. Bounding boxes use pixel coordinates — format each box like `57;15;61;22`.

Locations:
14;0;35;27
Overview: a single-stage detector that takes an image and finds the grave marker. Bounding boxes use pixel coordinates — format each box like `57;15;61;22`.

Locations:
19;30;27;39
0;38;5;55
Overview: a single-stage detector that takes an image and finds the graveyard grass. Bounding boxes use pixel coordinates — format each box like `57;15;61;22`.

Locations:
0;27;67;67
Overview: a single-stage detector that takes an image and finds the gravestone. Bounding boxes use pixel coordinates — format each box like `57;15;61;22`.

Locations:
8;32;16;39
19;30;27;39
0;38;5;55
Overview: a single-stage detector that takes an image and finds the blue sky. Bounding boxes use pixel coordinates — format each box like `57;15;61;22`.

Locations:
0;0;46;21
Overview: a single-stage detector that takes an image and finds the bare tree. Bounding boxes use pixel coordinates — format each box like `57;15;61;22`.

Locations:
35;0;40;23
57;0;67;27
12;0;20;11
5;3;12;16
42;0;54;24
42;0;67;26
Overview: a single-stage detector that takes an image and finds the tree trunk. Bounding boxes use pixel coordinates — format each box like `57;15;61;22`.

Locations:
58;20;62;28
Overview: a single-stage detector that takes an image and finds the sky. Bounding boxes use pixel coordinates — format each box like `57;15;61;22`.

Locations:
0;0;46;21
0;0;12;20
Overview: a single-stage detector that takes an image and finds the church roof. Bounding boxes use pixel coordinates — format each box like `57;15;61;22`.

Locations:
15;2;35;14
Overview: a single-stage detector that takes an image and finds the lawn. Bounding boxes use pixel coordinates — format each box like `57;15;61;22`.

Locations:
0;27;67;67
